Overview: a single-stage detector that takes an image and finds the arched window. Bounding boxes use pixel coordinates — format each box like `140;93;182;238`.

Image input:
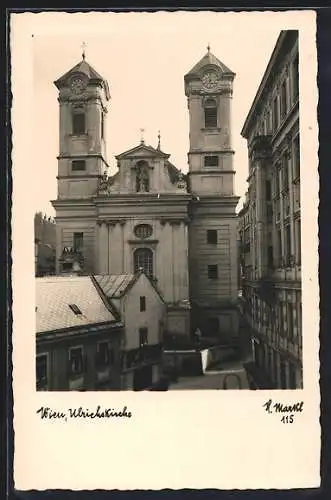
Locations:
134;248;153;277
204;98;217;128
136;161;150;192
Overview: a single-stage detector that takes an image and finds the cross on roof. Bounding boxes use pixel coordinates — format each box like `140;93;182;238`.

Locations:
207;42;211;53
140;128;145;143
81;41;87;60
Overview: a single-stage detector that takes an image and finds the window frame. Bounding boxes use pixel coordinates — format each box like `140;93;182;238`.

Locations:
36;353;49;390
207;264;218;280
134;247;153;278
72;159;86;171
96;340;113;369
207;229;218;245
140;296;146;312
204;156;219;167
73;232;84;253
68;345;85;377
139;327;148;346
72;112;86;136
204;98;218;128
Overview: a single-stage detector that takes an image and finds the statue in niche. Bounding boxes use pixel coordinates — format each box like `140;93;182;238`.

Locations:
177;171;186;190
98;170;109;193
136;163;150;192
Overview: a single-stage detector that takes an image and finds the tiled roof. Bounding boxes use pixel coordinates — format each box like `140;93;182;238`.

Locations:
94;274;136;298
55;59;105;86
185;50;234;78
36;276;117;334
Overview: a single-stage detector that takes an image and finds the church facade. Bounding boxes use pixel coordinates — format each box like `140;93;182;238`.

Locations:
52;47;240;341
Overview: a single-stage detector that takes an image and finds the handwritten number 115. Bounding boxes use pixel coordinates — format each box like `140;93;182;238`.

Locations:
281;414;294;424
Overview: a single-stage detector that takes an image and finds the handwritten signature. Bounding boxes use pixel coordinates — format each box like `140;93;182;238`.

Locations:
263;398;304;414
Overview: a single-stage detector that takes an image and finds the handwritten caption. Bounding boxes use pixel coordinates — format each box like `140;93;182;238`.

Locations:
262;398;304;424
36;405;132;422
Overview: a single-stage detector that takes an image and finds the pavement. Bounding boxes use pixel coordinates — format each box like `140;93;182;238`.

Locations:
168;361;250;390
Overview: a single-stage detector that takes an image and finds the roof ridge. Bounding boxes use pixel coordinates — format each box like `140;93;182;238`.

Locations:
90;275;122;321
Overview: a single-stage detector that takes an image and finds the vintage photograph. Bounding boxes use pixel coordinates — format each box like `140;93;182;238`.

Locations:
34;26;302;392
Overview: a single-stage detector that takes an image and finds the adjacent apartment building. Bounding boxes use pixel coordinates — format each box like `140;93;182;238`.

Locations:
239;30;302;389
36;271;166;391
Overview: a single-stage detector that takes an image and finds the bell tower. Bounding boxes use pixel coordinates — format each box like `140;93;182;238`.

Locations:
53;51;110;200
185;47;240;342
185;44;235;196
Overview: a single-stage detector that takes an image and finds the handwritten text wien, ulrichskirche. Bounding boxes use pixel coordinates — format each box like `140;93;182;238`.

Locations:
36;405;132;421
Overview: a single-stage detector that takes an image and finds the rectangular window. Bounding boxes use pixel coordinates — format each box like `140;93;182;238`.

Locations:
280;79;287;120
296;219;301;265
140;296;146;312
292;54;299;100
36;354;48;390
96;341;112;368
267;246;274;268
285;224;291;266
69;346;84;376
207;229;218;245
204;156;219;167
205;107;217;128
265;180;272;201
101;113;104;139
207;317;219;335
208;264;218;280
73;232;83;252
282;154;289;191
69;303;82;315
293;135;300;180
272;97;279;132
72;113;86;135
266;204;273;223
72;160;86;171
287;304;294;340
139;327;148;346
276;228;282;266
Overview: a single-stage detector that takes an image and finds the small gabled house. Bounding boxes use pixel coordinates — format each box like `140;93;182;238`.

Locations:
93;270;166;390
36;276;123;391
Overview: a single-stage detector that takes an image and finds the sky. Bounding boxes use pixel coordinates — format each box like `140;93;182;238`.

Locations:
31;12;285;216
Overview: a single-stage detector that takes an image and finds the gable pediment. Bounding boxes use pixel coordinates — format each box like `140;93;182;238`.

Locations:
115;143;170;161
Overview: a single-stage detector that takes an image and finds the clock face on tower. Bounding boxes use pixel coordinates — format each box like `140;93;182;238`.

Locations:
201;70;219;90
70;77;86;94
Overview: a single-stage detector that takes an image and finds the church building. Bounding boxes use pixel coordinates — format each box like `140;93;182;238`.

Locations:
52;46;240;341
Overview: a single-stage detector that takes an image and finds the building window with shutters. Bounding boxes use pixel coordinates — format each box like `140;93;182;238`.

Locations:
134;248;153;278
204;98;218;128
69;346;84;376
73;232;84;253
72;159;86;171
204;156;219;167
72;112;86;135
